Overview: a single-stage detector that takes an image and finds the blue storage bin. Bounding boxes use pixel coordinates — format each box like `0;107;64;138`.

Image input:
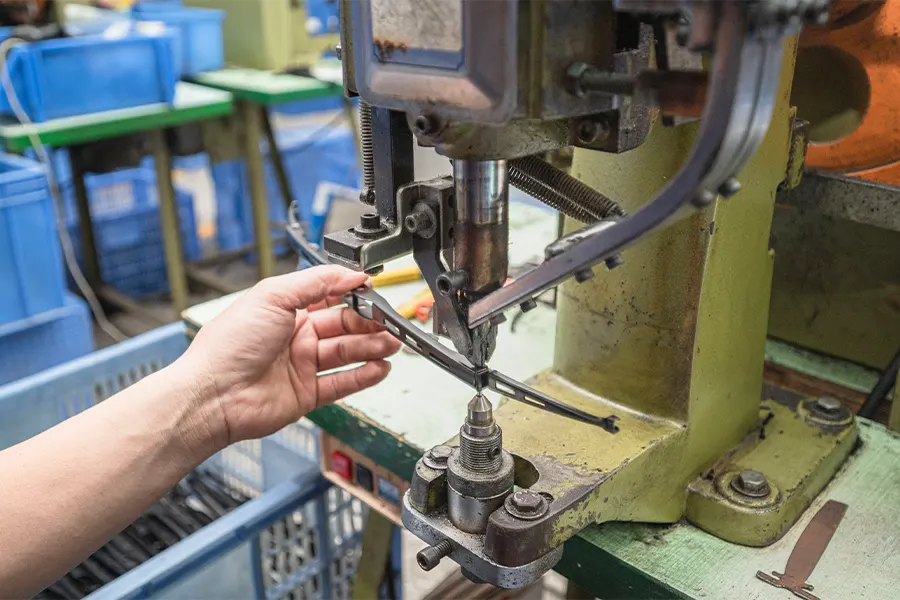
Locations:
0;32;177;122
64;169;201;298
211;123;360;254
132;5;225;76
0;323;369;598
0;153;65;326
0;293;92;387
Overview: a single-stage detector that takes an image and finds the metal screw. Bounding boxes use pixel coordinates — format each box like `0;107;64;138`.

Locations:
576;119;608;145
505;490;549;520
417;540;453;571
404;211;432;235
692;189;716;208
428;445;453;466
574;268;595;284
519;298;538;313
335;44;342;60
436;270;467;297
565;62;591;97
414;114;438;135
731;469;770;498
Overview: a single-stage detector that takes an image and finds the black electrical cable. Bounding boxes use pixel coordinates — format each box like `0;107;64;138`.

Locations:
857;346;900;419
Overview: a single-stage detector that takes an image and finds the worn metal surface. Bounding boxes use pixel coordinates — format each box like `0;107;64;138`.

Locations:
756;500;848;600
776;171;900;231
402;495;564;589
768;204;900;369
684;399;857;547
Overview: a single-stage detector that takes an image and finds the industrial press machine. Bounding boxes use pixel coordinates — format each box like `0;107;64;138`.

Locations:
285;0;899;590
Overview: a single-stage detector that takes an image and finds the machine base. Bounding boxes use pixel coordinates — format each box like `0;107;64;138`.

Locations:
685;396;858;546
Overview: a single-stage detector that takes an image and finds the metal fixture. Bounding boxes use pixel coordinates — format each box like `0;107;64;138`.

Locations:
416;540;452;571
730;469;770;498
446;395;514;534
814;397;843;418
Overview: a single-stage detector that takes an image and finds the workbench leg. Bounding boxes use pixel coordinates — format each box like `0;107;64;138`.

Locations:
149;129;189;316
240;101;275;280
68;146;101;288
261;108;295;211
351;513;395;600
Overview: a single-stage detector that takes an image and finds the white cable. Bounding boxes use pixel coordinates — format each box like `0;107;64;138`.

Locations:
0;37;127;342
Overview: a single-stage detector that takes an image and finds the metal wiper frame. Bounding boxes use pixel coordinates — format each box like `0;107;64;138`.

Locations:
286;218;620;433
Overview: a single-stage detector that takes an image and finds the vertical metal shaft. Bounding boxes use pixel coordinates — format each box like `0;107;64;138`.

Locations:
452;160;510;296
359;101;376;205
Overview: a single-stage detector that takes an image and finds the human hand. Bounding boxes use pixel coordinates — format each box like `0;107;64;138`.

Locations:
181;266;401;448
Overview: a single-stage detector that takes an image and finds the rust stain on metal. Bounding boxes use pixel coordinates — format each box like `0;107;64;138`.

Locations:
373;38;409;61
756;500;848;600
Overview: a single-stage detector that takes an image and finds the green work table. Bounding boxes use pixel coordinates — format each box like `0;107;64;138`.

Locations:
0;82;234;318
182;204;900;599
191;68;345;280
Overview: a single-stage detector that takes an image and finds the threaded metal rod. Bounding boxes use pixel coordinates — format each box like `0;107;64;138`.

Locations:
459;430;503;472
359;101;375;205
509;155;625;223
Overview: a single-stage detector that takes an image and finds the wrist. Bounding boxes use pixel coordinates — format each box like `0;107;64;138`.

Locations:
155;353;231;459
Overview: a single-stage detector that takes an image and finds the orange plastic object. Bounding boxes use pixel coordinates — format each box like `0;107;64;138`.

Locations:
798;0;900;181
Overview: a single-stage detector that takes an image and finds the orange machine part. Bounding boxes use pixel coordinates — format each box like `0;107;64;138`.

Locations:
799;0;900;178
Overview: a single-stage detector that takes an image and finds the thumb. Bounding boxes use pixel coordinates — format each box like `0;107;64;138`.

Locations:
252;266;368;313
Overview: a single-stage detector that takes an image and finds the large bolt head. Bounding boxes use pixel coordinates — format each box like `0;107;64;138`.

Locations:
510;490;543;514
815;397;842;415
732;469;770;498
428;445;453;465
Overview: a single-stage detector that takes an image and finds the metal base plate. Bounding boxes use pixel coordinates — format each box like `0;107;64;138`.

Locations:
401;494;564;589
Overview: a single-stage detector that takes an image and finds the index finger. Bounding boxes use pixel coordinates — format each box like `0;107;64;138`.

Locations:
252;266;368;313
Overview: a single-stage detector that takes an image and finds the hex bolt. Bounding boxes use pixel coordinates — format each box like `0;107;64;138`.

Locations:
693;189;716;208
574;268;595;284
417;540;453;571
812;397;846;421
519;298;538;313
731;469;770;498
428;445;453;466
404;211;432;235
505;490;548;520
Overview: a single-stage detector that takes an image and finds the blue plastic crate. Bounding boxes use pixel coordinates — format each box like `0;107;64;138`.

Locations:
65;170;201;298
133;5;225;76
306;0;341;37
0;293;92;387
0;153;65;326
0;323;368;599
211;123;360;254
0;31;177;122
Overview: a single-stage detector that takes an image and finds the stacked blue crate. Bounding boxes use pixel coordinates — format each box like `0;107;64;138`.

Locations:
0;153;92;385
132;3;225;77
62;168;201;299
0;31;177;122
212;121;360;254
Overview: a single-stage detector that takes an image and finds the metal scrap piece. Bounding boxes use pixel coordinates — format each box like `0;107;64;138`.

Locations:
756;500;848;600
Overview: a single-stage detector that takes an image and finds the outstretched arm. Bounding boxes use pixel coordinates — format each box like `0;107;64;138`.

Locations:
0;266;401;597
